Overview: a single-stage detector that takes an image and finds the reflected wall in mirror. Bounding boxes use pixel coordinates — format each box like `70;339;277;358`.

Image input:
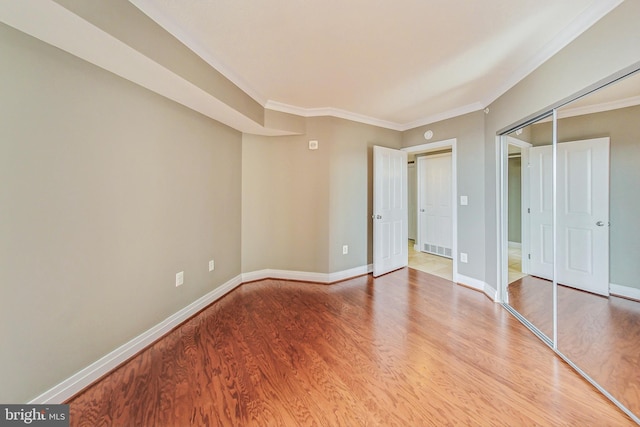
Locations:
504;115;555;342
549;70;639;418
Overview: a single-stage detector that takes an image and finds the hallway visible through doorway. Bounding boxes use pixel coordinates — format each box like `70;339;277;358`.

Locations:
408;239;452;281
408;239;525;284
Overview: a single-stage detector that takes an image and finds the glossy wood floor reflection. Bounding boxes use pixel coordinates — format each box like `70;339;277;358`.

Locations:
509;275;640;418
68;269;634;426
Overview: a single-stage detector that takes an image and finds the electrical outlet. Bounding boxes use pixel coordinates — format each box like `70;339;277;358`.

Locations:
209;260;215;272
460;253;468;263
176;271;184;287
342;245;348;255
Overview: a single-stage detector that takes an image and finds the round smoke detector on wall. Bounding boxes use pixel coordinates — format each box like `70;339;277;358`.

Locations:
423;130;434;140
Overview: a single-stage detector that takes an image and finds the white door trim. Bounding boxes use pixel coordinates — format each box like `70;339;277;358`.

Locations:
506;136;532;276
402;139;458;282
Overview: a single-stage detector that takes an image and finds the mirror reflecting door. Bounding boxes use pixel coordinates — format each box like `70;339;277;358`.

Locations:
554;70;640;418
503;115;555;342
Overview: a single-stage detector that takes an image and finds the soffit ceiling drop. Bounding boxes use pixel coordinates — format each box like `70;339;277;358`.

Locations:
130;0;622;129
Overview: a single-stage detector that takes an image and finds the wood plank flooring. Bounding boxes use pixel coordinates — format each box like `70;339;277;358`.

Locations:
509;275;640;418
68;269;635;426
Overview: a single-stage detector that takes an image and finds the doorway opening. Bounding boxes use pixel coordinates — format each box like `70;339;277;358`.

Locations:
403;139;457;282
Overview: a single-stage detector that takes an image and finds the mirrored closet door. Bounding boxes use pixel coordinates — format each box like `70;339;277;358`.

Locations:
502;114;555;343
500;68;640;422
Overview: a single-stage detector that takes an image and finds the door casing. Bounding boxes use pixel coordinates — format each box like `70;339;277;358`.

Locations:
403;139;458;282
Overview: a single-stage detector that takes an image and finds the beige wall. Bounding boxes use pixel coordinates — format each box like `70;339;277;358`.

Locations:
241;128;331;273
327;118;403;271
242;117;401;274
484;0;640;287
0;23;242;402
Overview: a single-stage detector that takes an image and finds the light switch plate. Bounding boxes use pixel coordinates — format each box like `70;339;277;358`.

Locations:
176;271;184;287
460;196;468;206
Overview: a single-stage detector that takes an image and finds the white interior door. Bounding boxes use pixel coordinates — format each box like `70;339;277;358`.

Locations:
417;153;453;258
528;138;609;295
408;162;417;241
556;138;610;295
373;146;408;277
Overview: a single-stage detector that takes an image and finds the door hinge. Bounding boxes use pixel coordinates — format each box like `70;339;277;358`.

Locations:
528;254;531;260
527;208;530;214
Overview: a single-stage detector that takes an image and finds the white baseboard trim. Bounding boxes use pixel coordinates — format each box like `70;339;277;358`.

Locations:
456;273;497;301
32;265;373;404
610;283;640;301
484;284;499;302
242;264;372;284
508;241;522;249
29;274;243;404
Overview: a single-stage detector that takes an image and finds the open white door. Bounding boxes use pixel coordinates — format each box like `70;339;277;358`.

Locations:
373;146;408;277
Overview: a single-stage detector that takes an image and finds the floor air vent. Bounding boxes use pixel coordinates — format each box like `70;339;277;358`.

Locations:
423;244;453;259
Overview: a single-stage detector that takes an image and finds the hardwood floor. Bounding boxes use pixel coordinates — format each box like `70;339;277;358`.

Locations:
509;275;640;419
68;269;634;426
506;275;554;340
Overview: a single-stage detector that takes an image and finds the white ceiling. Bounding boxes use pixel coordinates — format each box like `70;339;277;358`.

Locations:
130;0;622;129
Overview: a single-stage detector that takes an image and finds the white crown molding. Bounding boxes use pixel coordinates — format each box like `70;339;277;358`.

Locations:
130;0;622;133
267;100;489;132
3;0;623;137
399;102;485;131
129;0;268;107
558;95;640;119
481;0;623;107
536;94;640;123
265;101;405;131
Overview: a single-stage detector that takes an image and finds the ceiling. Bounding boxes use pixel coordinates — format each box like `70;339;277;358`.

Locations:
130;0;623;129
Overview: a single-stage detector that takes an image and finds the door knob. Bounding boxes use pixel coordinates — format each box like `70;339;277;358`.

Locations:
596;221;608;226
